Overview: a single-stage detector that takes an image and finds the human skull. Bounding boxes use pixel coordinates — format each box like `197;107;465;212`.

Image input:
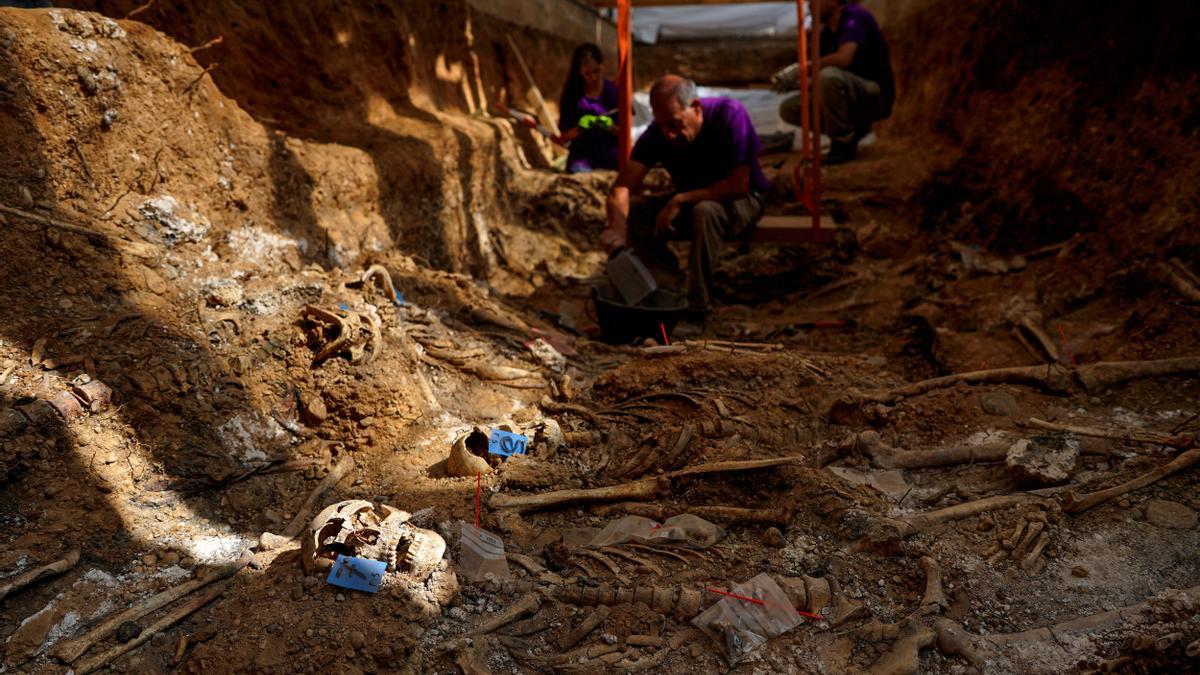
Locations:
302;500;446;581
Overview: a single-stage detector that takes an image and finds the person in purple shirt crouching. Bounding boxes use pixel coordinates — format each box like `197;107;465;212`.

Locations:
600;75;769;320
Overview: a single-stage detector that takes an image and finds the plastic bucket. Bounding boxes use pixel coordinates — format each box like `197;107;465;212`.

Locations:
591;283;687;345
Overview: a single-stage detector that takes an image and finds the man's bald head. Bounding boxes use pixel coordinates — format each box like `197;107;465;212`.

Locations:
649;74;703;147
650;75;698;112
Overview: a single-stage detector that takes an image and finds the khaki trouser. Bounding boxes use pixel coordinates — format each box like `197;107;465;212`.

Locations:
625;193;764;312
780;67;888;145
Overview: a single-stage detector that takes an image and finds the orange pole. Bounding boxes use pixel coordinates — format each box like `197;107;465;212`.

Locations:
810;0;822;233
617;0;633;168
797;0;811;164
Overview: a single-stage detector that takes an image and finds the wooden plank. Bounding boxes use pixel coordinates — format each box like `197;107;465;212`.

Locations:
751;215;838;244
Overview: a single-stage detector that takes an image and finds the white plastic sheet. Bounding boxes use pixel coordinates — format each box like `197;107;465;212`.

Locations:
630;2;809;44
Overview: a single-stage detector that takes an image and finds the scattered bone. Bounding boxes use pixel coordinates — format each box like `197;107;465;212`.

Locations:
1028;417;1195;449
933;618;988;670
300;499;445;579
627;543;693;565
1064;447;1200;513
869;619;936;675
555;582;707;619
892;494;1039;539
447;427;493;477
1187;638;1200;657
917;556;947;611
0;548;79;602
301;305;380;365
72;579;231;675
857;430;1008;469
506;551;565;585
490;477;667;513
830;358;1200;417
474;593;540;634
1016;313;1061;363
54;551;251;664
258;455;355;550
559;605;610;650
1157;258;1200;302
361;264;403;305
600;546;664;575
577;548;621;575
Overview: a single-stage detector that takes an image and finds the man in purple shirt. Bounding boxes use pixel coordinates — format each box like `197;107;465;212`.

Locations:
776;0;894;164
601;75;768;317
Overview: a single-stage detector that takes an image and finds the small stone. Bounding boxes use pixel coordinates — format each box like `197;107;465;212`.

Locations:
1144;500;1197;529
349;631;366;649
141;553;157;567
446;607;468;622
891;575;903;584
762;527;786;548
358;416;375;428
1117;499;1131;509
1006;434;1078;486
336;593;345;602
980;390;1019;416
161;551;180;565
1071;565;1089;578
291;587;304;601
302;396;327;424
203;279;243;307
306;628;315;638
116;621;141;643
600;633;618;645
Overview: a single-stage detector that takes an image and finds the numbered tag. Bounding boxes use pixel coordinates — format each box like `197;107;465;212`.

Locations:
326;554;386;593
487;429;528;457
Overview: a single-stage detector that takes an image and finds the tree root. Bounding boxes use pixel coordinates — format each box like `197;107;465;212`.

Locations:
1063;447;1200;513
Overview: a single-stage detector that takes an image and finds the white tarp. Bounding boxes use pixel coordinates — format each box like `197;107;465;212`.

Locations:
629;2;809;44
631;86;799;143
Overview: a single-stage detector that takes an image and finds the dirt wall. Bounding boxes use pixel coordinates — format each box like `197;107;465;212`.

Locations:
885;0;1200;258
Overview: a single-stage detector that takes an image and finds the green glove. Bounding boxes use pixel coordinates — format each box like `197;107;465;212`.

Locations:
578;114;614;131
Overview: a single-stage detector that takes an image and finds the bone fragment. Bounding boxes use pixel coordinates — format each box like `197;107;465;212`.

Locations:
361;264;402;305
1028;417;1194;449
259;455;355;549
54;551;251;664
1020;531;1051;572
72;580;230;674
1187;638;1200;657
559;605;610;650
489;477;666;513
667;455;803;478
1155;631;1184;651
0;549;79;602
858;430;1008;468
918;556;947;611
1063;447;1200;513
899;494;1036;538
475;593;540;634
1157;259;1200;302
600;547;664;575
1017;314;1061;363
933;618;988;670
577;549;621;575
870;620;936;675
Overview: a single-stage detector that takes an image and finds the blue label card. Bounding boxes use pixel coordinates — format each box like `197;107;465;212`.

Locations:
326;555;386;593
488;429;528;457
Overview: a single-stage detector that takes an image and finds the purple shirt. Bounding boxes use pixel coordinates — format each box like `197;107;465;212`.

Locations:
560;79;619;170
821;4;894;112
631;97;771;194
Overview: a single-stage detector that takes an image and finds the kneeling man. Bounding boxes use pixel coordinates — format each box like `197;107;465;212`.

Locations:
600;75;769;319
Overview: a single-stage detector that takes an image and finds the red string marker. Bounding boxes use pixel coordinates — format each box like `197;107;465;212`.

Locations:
475;472;481;528
1057;325;1077;366
659;322;669;346
705;586;824;620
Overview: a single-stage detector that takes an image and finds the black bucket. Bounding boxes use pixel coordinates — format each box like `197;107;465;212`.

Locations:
591;283;687;345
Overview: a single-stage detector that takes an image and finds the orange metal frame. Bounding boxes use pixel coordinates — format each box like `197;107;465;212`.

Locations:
615;0;825;241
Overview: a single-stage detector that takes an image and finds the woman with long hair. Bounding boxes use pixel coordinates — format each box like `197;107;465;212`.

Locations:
555;43;619;173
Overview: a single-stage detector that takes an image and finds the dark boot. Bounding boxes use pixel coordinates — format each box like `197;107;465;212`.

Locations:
824;140;858;165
